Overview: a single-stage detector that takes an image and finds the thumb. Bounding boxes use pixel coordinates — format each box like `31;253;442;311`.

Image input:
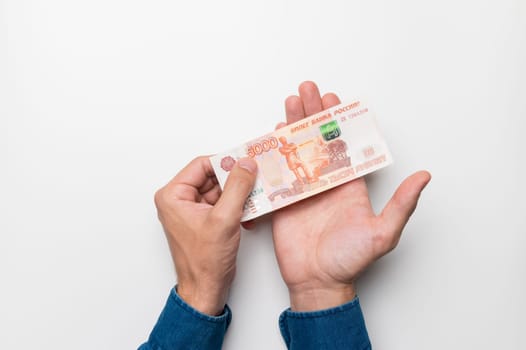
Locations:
212;157;258;225
378;170;431;244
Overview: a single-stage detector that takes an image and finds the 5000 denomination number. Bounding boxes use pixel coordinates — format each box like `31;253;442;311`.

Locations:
247;137;279;157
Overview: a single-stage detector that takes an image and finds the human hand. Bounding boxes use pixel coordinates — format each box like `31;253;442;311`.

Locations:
272;81;431;311
154;156;257;315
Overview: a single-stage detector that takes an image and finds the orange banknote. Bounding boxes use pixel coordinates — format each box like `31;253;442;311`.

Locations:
209;99;393;221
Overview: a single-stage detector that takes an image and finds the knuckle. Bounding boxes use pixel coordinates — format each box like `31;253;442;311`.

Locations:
372;224;396;254
391;195;405;209
154;188;164;207
192;155;211;168
373;231;389;250
154;187;170;209
375;232;399;254
193;155;206;163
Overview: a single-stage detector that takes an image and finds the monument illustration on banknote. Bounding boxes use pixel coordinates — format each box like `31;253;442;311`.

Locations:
210;99;393;221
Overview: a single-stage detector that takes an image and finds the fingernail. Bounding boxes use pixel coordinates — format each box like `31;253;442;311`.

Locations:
237;157;257;174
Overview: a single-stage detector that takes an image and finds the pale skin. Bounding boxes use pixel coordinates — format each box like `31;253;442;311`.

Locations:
154;81;431;316
154;157;258;315
272;81;431;311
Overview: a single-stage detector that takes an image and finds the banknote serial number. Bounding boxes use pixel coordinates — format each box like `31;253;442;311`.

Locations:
340;108;369;122
247;137;279;157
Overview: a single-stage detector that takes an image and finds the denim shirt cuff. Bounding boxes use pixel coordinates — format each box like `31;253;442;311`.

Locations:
145;286;231;350
279;297;371;350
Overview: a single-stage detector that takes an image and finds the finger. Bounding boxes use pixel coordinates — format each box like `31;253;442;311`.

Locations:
212;158;258;226
171;156;215;190
201;184;222;205
275;122;287;130
198;176;218;194
321;92;341;109
298;81;323;116
377;171;432;250
164;156;216;202
241;220;256;230
285;95;305;124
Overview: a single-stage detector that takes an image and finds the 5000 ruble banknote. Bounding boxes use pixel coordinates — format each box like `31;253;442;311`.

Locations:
209;99;393;221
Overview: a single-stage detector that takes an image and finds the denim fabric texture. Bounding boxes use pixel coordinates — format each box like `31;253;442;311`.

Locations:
279;297;371;350
138;287;231;350
139;288;371;349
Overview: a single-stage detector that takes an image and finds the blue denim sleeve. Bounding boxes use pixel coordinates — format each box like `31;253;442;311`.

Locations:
279;297;372;350
138;287;231;350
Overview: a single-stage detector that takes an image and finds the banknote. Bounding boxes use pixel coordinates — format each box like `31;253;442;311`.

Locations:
209;99;393;221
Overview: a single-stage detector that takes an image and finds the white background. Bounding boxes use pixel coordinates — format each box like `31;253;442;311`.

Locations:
2;0;525;349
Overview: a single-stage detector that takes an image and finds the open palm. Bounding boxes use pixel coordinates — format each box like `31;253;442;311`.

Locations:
272;82;431;310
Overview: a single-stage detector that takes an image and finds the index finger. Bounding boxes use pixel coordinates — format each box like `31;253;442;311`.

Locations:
171;156;216;190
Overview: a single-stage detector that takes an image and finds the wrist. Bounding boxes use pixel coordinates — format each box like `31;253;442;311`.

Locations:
288;284;356;312
177;282;229;316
